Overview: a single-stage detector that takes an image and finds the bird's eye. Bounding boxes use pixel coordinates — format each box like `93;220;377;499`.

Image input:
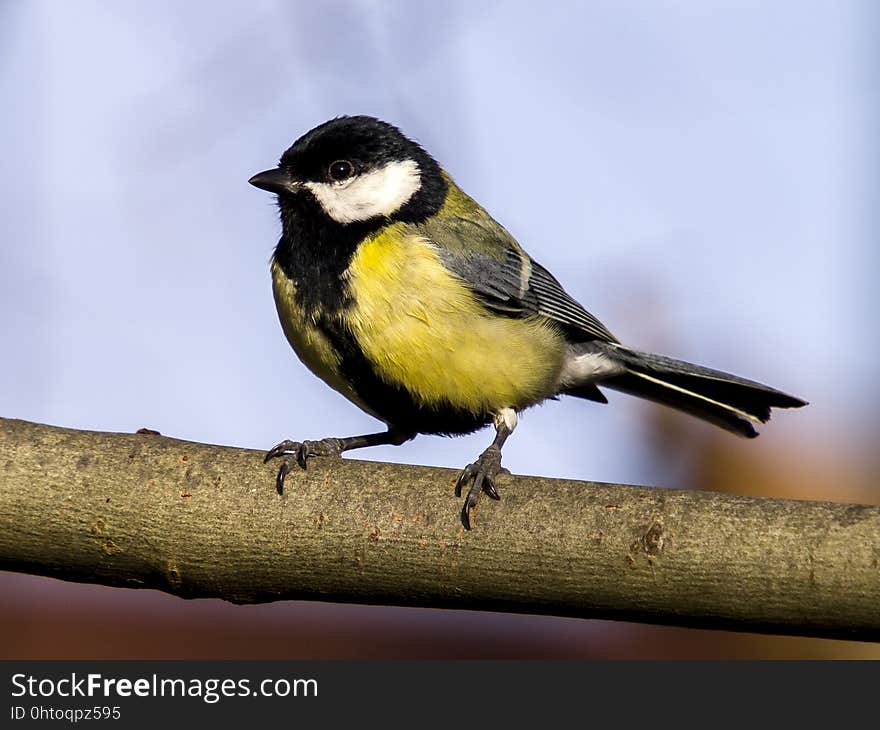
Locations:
328;160;354;182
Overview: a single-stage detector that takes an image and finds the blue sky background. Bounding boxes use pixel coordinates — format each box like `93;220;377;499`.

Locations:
1;1;876;658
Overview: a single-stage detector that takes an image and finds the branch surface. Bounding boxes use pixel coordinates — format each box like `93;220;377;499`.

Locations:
1;417;878;641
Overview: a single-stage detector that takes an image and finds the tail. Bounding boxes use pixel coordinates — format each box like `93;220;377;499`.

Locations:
594;342;808;438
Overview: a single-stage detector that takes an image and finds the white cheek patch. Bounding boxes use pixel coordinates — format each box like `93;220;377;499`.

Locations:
304;159;422;224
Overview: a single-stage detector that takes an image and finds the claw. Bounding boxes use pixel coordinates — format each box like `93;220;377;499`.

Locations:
460;500;473;531
264;438;350;495
264;439;298;464
454;464;475;498
454;444;505;529
276;457;295;495
296;447;309;470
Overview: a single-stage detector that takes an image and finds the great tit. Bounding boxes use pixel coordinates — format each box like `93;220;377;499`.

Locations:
249;115;806;529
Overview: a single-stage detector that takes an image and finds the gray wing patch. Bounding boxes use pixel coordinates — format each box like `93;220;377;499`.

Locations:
441;246;529;316
422;214;618;343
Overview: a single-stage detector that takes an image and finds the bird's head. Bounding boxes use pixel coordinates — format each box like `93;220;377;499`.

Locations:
249;115;447;226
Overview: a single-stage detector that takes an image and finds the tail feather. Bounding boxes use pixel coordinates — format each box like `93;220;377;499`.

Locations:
596;344;807;438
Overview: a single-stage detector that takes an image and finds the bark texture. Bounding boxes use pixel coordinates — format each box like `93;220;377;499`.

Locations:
1;417;877;641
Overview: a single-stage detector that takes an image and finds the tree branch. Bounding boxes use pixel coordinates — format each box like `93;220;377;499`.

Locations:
1;417;877;641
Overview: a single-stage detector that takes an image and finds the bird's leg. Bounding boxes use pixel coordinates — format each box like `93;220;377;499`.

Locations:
455;408;517;530
264;428;414;494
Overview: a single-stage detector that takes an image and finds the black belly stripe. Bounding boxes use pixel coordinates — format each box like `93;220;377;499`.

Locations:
316;313;490;436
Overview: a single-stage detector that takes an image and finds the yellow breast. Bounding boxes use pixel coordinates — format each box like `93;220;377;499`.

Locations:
345;224;565;416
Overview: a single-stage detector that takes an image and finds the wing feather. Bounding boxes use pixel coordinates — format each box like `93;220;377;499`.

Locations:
419;211;617;343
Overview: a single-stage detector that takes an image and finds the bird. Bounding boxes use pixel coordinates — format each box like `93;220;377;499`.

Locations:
249;115;807;529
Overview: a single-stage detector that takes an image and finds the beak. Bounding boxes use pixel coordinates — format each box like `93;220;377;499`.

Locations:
248;167;300;195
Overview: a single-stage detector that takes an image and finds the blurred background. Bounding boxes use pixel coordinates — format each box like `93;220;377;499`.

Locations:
1;0;877;659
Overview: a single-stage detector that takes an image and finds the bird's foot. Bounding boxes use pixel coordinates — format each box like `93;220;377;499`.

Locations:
264;438;345;494
454;445;508;530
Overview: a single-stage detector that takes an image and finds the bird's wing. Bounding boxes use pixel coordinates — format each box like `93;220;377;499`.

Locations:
418;210;618;343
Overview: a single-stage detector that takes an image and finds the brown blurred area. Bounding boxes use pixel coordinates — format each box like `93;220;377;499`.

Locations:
2;576;878;660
